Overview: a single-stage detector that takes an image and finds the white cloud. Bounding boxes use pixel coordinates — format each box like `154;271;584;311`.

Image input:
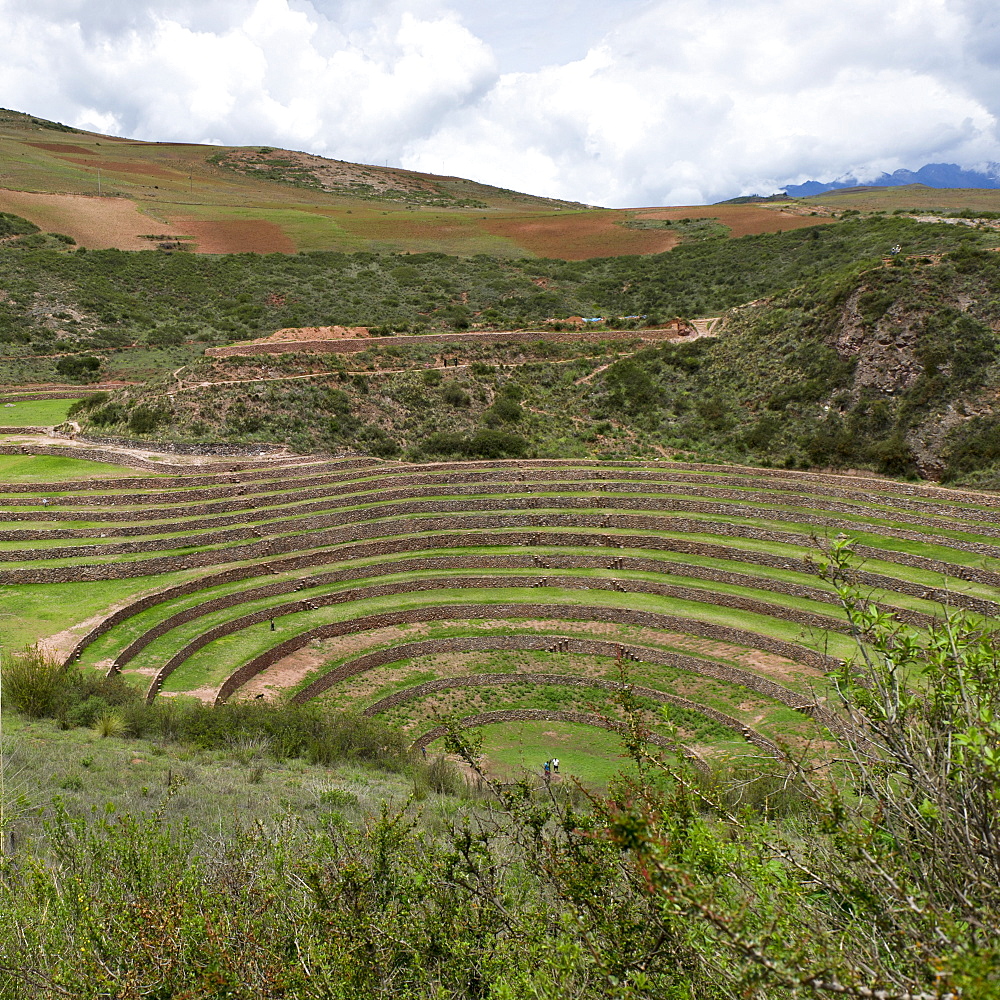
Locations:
404;0;1000;204
0;0;497;163
1;0;999;205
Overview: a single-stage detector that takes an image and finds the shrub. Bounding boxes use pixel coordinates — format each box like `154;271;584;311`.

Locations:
88;402;128;427
92;709;126;739
1;646;68;718
465;429;527;458
66;695;112;728
128;404;171;435
441;381;470;407
67;392;109;417
145;327;184;347
421;432;463;456
0;212;40;237
485;397;523;423
413;754;465;798
55;355;101;383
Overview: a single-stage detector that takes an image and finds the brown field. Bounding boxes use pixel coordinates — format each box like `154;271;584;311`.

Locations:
26;142;95;156
259;326;371;342
164;217;296;254
0;188;151;249
64;156;181;180
484;210;680;259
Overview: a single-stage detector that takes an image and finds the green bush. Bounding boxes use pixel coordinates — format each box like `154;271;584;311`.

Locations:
55;355;101;383
0;646;67;718
0;212;39;238
485;396;523;423
66;392;109;417
128;404;172;434
441;381;469;406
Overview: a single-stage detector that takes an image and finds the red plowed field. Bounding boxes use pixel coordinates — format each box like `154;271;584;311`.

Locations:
484;211;679;259
64;157;180;180
168;218;296;254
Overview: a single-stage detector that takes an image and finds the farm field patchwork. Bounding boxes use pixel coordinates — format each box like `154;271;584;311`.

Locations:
4;450;1000;779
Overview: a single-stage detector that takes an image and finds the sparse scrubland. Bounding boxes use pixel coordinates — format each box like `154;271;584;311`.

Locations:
7;216;997;483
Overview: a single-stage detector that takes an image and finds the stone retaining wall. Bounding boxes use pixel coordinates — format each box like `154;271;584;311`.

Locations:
6;447;1000;509
113;550;930;673
290;634;826;726
360;669;785;757
212;602;843;705
71;529;963;670
7;451;1000;514
7;490;1000;570
12;508;999;596
140;572;847;698
76;434;297;456
114;552;847;669
10;472;1000;541
205;328;667;359
9;514;1000;608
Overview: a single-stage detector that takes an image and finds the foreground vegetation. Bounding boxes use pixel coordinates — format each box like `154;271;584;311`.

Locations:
2;552;999;998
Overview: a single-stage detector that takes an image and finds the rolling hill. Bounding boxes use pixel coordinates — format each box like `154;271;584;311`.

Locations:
1;106;844;257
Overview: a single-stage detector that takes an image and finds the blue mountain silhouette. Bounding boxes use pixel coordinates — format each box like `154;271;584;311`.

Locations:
784;163;1000;197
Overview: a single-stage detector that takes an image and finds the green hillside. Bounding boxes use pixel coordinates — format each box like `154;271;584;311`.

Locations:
5;180;1000;996
6;220;995;484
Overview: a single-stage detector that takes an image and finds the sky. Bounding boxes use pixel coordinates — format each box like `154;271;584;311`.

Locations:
1;0;999;207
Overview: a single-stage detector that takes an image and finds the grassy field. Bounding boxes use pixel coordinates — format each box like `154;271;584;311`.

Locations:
0;711;427;842
0;398;78;425
0;453;144;481
476;719;644;786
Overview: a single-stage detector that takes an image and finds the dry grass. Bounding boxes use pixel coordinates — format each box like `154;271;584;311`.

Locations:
0;188;151;249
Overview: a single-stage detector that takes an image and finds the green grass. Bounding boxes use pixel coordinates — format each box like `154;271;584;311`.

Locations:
149;582;856;695
0;572;207;651
455;719;641;787
460;719;749;788
0;399;78;426
0;453;144;482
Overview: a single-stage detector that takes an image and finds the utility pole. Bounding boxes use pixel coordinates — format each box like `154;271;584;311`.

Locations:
97;167;102;197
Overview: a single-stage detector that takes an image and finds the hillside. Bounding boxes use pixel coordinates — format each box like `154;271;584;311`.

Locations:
5;118;1000;995
0;107;856;257
5;217;997;483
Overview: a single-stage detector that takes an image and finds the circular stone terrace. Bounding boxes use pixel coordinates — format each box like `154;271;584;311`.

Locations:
3;445;999;780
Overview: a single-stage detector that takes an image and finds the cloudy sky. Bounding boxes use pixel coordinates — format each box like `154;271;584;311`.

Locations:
1;0;999;206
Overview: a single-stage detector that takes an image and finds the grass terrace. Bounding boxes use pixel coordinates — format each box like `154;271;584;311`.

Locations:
4;453;1000;774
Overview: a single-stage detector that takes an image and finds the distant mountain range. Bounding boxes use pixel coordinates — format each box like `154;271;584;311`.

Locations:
784;163;1000;197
